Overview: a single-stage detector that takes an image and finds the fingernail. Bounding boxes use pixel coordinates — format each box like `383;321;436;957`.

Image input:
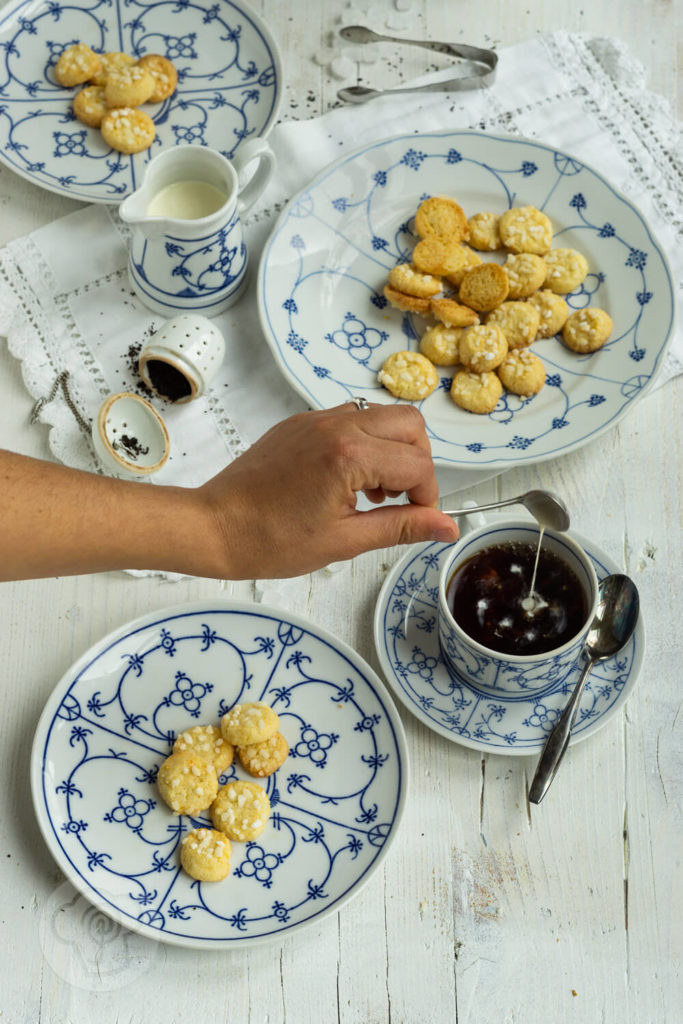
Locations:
431;526;457;543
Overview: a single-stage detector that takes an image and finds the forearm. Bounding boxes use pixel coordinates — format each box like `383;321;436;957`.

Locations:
0;450;221;581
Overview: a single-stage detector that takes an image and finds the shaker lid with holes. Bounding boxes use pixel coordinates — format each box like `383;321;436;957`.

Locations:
138;314;226;403
92;392;170;478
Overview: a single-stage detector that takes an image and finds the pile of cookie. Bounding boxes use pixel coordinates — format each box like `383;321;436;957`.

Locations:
156;701;289;883
377;197;613;414
54;43;177;154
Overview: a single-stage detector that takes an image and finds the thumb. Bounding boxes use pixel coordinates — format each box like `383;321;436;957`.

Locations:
344;504;459;555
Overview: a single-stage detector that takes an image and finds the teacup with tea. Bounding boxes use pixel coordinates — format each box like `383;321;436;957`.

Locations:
438;519;598;697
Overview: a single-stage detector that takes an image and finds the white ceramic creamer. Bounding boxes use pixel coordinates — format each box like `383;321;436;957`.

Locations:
119;141;275;317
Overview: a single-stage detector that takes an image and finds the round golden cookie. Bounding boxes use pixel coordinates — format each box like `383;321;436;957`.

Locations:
412;237;467;279
443;245;482;288
467;212;501;251
238;732;289;778
419;324;464;366
221;702;279;747
527;289;569;337
55;44;101;87
73;85;109;128
387;263;442;298
450;370;503;414
90;51;136;87
499;205;553;255
543;248;589;294
104;64;155;107
173;724;234;776
430;296;480;328
561;308;613;353
459;324;508;372
485;301;541;349
211;781;270;842
136;54;178;102
377;350;439;400
458;263;509;312
504;253;547;299
157;750;219;815
383;283;431;315
414;196;469;242
497;348;546;396
101;107;156;153
180;828;232;882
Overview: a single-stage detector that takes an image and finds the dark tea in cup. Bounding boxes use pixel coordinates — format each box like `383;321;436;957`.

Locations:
447;540;588;656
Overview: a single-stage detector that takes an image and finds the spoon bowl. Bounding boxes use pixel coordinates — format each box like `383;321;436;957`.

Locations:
529;573;640;804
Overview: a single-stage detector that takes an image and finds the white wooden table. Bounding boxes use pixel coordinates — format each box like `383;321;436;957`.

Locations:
0;2;680;1022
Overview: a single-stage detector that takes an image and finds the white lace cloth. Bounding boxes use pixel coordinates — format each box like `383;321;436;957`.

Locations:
1;31;681;494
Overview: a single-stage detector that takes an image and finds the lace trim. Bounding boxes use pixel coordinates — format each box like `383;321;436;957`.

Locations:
543;32;683;237
0;247;102;471
206;389;248;460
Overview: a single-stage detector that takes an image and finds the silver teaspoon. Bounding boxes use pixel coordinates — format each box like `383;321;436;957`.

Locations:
528;573;640;805
442;489;570;532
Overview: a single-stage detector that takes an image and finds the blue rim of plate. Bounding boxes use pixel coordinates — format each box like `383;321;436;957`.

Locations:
0;0;282;202
257;130;675;471
30;600;408;948
373;533;645;754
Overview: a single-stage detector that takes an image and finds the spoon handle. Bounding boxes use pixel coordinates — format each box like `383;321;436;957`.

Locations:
441;494;524;518
528;657;595;805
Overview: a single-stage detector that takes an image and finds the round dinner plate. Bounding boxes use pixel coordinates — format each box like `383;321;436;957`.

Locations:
0;0;282;202
373;534;645;755
31;601;408;948
258;130;674;470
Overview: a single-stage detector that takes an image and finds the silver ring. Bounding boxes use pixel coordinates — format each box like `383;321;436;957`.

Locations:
349;396;370;411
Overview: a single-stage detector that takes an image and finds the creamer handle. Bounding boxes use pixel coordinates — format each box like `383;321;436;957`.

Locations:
233;139;276;214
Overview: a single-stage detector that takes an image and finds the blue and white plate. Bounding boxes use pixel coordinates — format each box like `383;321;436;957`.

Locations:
373;535;645;754
258;131;674;470
0;0;282;202
31;601;407;948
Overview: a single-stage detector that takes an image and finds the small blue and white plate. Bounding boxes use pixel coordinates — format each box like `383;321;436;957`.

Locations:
0;0;282;202
374;535;645;754
258;131;674;470
31;601;408;948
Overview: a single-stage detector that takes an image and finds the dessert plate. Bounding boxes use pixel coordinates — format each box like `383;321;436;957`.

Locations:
31;601;407;948
373;535;645;754
258;130;674;470
0;0;281;202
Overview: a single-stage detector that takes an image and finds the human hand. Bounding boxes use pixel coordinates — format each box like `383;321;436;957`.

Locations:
194;402;459;579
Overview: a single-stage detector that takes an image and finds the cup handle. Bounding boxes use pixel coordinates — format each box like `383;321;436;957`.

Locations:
232;138;276;214
456;500;487;536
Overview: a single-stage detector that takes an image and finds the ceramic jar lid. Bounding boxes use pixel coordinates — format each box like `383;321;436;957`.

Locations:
92;392;170;479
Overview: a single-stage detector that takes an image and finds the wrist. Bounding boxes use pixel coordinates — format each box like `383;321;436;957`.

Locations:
138;483;232;579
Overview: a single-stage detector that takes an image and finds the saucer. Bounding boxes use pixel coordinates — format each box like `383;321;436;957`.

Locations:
373;536;645;755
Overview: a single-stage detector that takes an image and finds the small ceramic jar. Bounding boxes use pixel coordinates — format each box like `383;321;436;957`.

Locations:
138;313;226;403
92;393;170;478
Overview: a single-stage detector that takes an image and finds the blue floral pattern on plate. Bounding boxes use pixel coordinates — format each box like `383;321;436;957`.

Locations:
258;131;674;469
31;602;407;948
373;535;645;754
0;0;281;202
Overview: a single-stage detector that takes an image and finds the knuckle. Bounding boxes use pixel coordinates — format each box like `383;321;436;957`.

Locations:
396;402;426;431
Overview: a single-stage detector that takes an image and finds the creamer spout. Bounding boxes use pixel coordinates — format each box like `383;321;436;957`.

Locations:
119;190;168;238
